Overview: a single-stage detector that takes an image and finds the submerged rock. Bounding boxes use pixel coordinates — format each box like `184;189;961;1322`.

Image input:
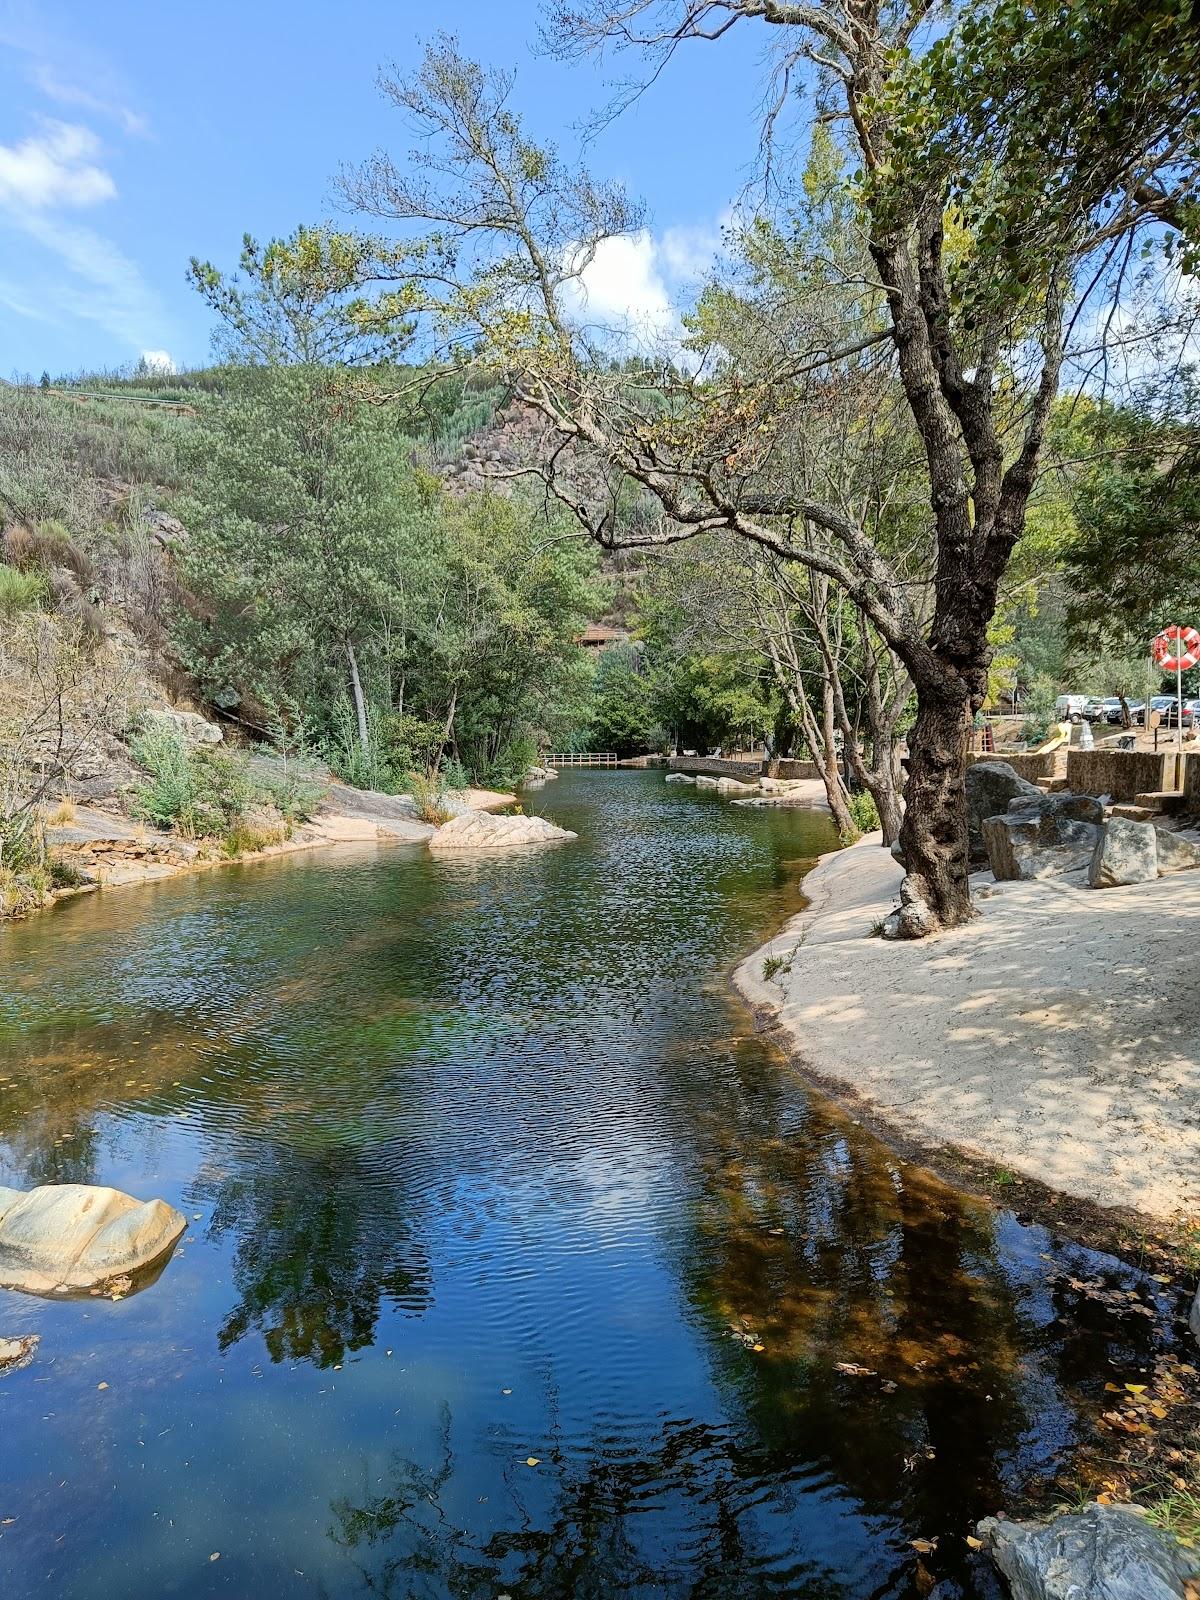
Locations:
978;1502;1196;1600
427;809;577;852
664;773;695;784
0;1333;39;1374
1088;817;1159;888
0;1183;186;1296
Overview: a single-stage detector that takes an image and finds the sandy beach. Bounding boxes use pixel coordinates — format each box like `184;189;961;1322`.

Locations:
736;834;1200;1224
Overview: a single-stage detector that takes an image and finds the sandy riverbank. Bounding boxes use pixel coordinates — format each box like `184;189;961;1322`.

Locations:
736;835;1200;1225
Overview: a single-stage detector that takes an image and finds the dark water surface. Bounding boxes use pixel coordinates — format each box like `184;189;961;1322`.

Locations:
0;772;1177;1599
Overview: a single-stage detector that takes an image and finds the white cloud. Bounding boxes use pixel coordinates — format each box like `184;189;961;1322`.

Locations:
31;65;149;138
562;230;681;346
0;117;172;355
0;119;115;211
140;349;176;373
659;214;731;283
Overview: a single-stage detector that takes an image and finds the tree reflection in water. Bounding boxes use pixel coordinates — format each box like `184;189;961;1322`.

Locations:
194;1144;431;1368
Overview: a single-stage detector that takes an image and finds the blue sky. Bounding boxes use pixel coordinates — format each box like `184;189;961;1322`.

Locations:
0;0;770;377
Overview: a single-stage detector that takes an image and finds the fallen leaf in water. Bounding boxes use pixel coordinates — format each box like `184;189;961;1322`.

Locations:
909;1537;938;1554
965;1535;983;1550
525;1457;540;1467
834;1362;877;1377
752;1344;765;1353
96;1382;108;1391
209;1552;220;1562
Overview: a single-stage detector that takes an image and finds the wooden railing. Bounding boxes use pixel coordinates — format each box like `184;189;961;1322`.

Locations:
544;752;619;767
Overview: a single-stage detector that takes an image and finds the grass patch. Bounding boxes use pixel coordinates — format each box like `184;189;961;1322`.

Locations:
0;563;47;619
221;823;288;859
762;954;786;982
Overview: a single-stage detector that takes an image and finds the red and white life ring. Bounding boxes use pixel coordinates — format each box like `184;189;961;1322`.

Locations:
1152;624;1200;672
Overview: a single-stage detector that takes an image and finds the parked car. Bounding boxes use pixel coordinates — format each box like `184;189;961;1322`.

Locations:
1144;695;1178;725
1054;693;1090;722
1105;698;1144;724
1081;697;1110;722
1095;697;1124;723
1163;697;1200;726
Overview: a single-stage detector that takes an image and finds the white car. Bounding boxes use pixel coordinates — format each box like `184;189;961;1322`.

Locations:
1054;694;1089;722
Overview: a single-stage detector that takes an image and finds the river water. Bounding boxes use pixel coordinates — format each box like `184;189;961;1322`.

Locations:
0;771;1178;1599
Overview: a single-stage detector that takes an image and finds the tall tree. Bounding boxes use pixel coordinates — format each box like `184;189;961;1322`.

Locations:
317;11;1198;932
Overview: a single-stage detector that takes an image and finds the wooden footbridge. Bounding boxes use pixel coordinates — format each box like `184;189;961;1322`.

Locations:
544;752;620;768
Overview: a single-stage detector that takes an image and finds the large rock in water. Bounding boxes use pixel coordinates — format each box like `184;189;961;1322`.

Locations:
966;761;1042;861
1088;816;1159;888
427;809;577;852
983;793;1104;881
978;1503;1196;1600
0;1184;186;1296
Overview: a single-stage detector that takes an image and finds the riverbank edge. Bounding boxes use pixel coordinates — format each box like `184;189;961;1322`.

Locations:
731;834;1198;1271
26;786;517;919
733;834;1200;1548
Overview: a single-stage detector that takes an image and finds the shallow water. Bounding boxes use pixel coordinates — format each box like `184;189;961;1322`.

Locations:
0;771;1179;1599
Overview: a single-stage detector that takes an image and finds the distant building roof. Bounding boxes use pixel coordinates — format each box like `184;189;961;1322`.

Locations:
578;624;629;649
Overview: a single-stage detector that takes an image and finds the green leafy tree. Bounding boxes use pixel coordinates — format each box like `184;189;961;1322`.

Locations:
587;642;654;756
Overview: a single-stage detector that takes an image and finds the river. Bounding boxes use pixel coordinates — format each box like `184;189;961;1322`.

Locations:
0;771;1177;1599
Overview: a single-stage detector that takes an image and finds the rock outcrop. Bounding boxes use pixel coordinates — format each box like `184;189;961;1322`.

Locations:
978;1502;1196;1600
664;773;695;785
984;793;1104;881
966;761;1042;861
427;809;577;852
0;1184;187;1296
143;707;223;746
715;777;759;795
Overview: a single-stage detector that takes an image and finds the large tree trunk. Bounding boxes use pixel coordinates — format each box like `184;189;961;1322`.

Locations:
886;658;977;938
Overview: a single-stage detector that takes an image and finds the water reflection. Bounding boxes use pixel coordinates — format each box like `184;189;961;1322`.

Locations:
0;774;1176;1600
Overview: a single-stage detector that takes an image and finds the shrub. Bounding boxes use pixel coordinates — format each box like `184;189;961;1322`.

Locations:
1020;675;1059;746
0;564;47;619
0;809;45;874
406;770;453;825
846;790;880;835
256;768;323;822
132;724;254;839
440;756;470;792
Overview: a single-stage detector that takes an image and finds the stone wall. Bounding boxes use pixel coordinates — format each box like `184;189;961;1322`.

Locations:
771;757;821;780
668;756;763;779
966;749;1055;782
1066;749;1168;802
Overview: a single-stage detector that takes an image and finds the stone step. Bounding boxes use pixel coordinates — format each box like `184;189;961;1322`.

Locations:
1134;790;1186;815
1109;804;1159;822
